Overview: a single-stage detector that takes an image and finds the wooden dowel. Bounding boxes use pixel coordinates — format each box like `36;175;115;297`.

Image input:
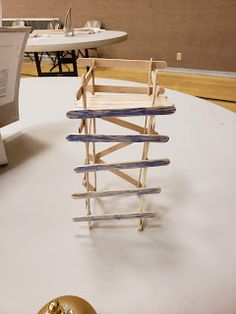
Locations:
73;211;156;222
67;134;169;143
74;158;170;173
72;187;161;199
67;105;176;119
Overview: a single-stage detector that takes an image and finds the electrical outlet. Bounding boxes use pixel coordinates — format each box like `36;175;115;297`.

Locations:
176;52;182;61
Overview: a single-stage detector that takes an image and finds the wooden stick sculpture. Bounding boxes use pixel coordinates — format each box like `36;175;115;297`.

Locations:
66;58;176;230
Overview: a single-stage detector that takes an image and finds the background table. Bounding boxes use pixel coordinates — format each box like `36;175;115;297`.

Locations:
25;30;128;76
0;77;236;314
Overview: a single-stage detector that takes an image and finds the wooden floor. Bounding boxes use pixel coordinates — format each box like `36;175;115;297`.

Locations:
21;59;236;112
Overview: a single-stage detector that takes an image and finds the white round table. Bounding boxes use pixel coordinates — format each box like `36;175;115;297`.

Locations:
0;78;236;314
25;30;128;76
26;30;127;53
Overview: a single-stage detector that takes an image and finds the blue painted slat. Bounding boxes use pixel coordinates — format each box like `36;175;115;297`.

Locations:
72;187;161;199
66;134;169;143
74;158;170;173
67;105;176;119
73;211;156;222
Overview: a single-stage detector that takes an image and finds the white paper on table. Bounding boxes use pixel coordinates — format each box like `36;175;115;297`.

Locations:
0;69;9;97
0;32;25;107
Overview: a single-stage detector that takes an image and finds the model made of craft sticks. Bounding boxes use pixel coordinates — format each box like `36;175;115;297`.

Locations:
66;58;176;230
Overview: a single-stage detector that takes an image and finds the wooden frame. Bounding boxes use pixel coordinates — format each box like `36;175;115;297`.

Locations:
67;58;176;230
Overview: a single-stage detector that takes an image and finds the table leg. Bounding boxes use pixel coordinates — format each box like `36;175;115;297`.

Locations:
71;50;78;76
56;51;63;74
33;50;78;77
85;49;90;72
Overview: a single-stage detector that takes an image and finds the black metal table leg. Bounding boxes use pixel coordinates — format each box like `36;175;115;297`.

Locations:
71;50;78;76
33;50;79;77
34;52;42;76
85;49;90;72
56;52;63;74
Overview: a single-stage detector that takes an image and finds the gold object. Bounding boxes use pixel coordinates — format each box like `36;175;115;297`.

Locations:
46;300;65;314
38;295;97;314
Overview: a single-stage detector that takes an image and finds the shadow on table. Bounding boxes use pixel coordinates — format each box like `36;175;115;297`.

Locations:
0;120;75;175
0;132;49;175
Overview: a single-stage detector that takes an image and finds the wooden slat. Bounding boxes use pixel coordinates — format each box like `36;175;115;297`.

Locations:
101;117;158;134
83;66;94;87
86;84;165;95
109;168;139;186
90;155;139;187
75;94;171;110
82;181;96;191
89;155;140;186
73;211;156;222
74;158;170;173
67;134;169;143
72;187;161;199
95;142;132;158
67;105;176;119
78;120;85;133
76;86;83;100
77;58;167;70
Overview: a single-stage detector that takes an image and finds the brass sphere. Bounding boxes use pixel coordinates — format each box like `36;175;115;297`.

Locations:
38;295;97;314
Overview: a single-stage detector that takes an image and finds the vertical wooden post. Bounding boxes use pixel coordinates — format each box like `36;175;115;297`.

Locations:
147;58;153;95
137;69;159;230
81;74;92;229
92;118;97;191
91;60;97;190
91;59;95;95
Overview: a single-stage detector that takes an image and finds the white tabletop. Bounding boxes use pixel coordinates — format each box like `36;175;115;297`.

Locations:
25;30;128;53
0;77;236;314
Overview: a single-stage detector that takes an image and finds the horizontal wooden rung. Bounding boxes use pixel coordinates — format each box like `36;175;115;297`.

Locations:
66;105;176;119
85;84;165;95
73;211;156;222
74;158;170;173
77;57;167;70
72;187;161;199
66;134;169;143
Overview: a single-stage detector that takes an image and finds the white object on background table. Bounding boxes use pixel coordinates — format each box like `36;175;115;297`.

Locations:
25;30;127;53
